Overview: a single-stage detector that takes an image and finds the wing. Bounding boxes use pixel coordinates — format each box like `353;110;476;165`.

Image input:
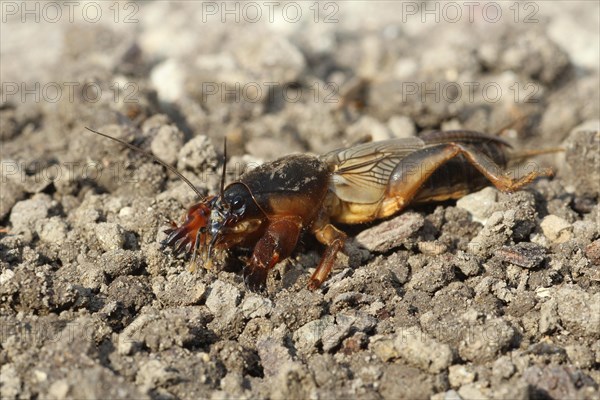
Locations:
321;138;426;204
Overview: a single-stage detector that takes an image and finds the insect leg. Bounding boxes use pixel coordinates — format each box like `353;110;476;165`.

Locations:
308;223;347;290
244;216;302;292
450;143;554;192
386;143;553;207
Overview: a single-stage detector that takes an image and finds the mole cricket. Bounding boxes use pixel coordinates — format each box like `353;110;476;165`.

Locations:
86;127;558;291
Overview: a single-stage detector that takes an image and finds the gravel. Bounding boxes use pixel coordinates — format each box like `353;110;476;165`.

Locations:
1;2;599;399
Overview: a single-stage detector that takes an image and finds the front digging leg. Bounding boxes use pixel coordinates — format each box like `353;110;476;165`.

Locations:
243;216;302;292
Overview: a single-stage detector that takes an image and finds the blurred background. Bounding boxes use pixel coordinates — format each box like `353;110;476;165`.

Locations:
2;1;598;154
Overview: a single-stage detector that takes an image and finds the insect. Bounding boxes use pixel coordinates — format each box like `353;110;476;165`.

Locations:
86;127;556;291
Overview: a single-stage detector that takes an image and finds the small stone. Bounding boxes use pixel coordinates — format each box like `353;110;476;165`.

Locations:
540;215;573;243
205;280;241;325
0;178;25;220
270;363;317;400
492;356;516;379
442;389;463;400
407;257;455;294
492;381;529;400
370;335;399;362
177;135;218;175
256;329;294;377
135;359;179;389
355;212;424;252
565;344;594;369
0;269;15;285
394;326;453;373
453;251;481;277
418;241;447;255
388;115;416;138
322;322;352;353
555;285;600;336
151;58;185;103
456;187;499;224
234;36;306;82
448;365;476;388
585;239;600;265
95;222;126;251
48;379;70;400
458;316;516;363
0;364;21;399
294;316;335;354
9;193;52;232
150;124;184;166
346;115;393;142
35;217;68;244
152;272;206;306
563;127;600;196
457;383;487;400
99;249;141;278
219;372;246;397
496;242;546;269
539;298;559;335
241;295;273;319
524;365;596;400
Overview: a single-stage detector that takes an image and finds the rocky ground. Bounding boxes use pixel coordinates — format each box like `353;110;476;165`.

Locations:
1;2;599;399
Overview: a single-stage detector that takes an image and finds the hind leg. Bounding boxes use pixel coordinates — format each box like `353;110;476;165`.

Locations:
386;143;553;207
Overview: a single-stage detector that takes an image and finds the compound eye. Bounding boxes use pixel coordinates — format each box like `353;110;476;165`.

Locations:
230;195;245;212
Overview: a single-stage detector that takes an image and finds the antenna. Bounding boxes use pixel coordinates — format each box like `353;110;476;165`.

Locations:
84;127;204;198
220;137;227;196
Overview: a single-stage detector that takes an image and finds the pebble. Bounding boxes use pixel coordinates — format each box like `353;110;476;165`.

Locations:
177;135;218;175
540;215;573;243
554;285;600;336
355;212;424;253
387;115;416;138
135;359;179;389
496;242;547;269
95;222;127;251
294;316;335;354
458;316;516;363
152;272;207;307
346;115;393;142
35;217;68;244
150;124;184;166
453;251;481;277
205;280;241;325
585;239;600;265
565;344;594;369
9;193;52;232
241;295;273;319
448;365;477;388
456;187;499;224
0;178;25;220
492;356;516;380
256;327;294;377
393;326;453;373
151;58;185;103
539;297;559;335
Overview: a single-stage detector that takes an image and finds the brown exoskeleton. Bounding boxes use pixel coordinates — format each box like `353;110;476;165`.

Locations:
86;128;557;291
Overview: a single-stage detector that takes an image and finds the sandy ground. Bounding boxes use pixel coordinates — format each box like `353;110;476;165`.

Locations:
1;1;599;399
